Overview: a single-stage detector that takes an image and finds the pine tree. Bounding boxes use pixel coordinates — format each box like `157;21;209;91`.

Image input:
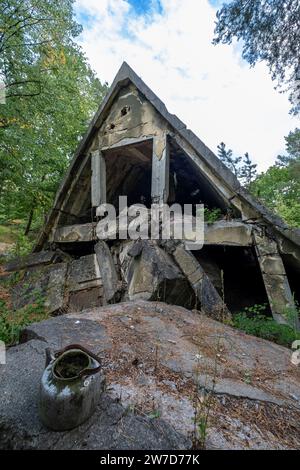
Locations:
217;142;242;178
239;153;257;187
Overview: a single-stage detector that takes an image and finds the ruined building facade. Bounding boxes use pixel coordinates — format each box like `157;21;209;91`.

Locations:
8;63;300;327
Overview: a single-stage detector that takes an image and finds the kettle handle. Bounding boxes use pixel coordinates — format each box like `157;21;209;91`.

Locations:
45;347;55;367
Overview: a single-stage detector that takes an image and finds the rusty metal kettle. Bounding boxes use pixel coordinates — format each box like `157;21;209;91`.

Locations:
38;344;105;431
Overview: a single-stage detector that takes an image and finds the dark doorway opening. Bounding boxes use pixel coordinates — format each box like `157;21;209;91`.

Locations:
193;245;271;314
282;256;300;307
168;139;241;218
104;140;153;212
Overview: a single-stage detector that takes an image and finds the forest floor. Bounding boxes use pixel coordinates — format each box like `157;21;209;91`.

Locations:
0;223;20;245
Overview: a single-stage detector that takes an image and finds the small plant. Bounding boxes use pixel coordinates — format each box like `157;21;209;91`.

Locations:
148;409;161;419
243;370;252;384
0;298;49;346
244;303;268;316
232;303;300;347
192;338;220;449
197;413;209;447
282;301;300;332
204;207;222;224
8;232;33;259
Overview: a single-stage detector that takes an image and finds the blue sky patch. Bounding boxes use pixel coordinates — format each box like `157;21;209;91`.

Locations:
208;0;230;7
127;0;163;16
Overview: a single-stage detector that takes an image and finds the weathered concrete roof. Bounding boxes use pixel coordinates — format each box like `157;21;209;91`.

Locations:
35;62;300;251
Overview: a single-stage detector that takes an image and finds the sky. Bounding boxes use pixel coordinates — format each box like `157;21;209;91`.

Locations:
74;0;299;172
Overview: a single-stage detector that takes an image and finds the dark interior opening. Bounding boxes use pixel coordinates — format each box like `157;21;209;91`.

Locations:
53;241;96;257
168;139;241;218
104;140;153;213
55;161;93;226
282;256;300;307
193;245;271;314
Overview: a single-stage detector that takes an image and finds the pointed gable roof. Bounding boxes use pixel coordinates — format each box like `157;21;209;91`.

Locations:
35;62;300;251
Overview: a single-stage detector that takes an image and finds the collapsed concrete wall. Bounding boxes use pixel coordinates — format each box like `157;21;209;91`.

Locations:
6;213;299;329
6;237;229;320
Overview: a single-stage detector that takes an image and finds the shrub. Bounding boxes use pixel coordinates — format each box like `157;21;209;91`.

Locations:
232;305;300;348
8;232;33;259
204;208;222;224
0;298;49;346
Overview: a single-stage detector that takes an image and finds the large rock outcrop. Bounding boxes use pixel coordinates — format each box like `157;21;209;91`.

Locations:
0;301;299;450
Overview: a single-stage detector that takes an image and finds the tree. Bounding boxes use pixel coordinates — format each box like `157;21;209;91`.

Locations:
0;1;108;234
213;0;300;114
250;128;300;227
217;142;257;185
0;0;82;114
277;128;300;170
239;152;257;187
217;142;242;177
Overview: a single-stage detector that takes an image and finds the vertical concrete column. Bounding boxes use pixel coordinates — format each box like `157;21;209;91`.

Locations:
253;230;299;329
91;149;106;208
94;240;119;304
151;134;169;204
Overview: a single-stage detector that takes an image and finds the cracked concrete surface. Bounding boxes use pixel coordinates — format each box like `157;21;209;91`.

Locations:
1;301;300;449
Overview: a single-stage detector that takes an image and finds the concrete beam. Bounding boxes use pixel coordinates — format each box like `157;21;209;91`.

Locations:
52;219;255;247
101;136;152;151
5;251;61;272
173;243;231;321
253;230;299;329
91;150;106;207
94;241;119;303
52;223;96;243
204;221;253;246
151;134;169;204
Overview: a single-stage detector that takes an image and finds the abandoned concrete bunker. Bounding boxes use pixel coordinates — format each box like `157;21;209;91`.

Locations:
7;62;300;327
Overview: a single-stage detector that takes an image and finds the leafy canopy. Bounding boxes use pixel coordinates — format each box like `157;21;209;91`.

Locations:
217;129;300;227
249;128;300;227
213;0;300;114
0;0;108;233
217;142;257;186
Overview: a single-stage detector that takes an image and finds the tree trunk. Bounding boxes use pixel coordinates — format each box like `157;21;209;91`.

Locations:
24;208;34;236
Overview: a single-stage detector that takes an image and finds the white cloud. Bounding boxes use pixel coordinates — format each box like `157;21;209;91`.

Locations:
75;0;299;172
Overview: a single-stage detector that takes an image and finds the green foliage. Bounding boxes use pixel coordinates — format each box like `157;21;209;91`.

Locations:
217;142;241;178
232;304;300;347
239;152;258;186
218;128;300;227
204;207;222;224
250;128;300;227
0;298;49;346
8;231;33;258
197;416;208;448
148;409;161;419
217;142;257;186
213;0;300;114
0;0;108;233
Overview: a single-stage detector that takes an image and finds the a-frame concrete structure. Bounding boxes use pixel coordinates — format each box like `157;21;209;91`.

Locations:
33;62;300;325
